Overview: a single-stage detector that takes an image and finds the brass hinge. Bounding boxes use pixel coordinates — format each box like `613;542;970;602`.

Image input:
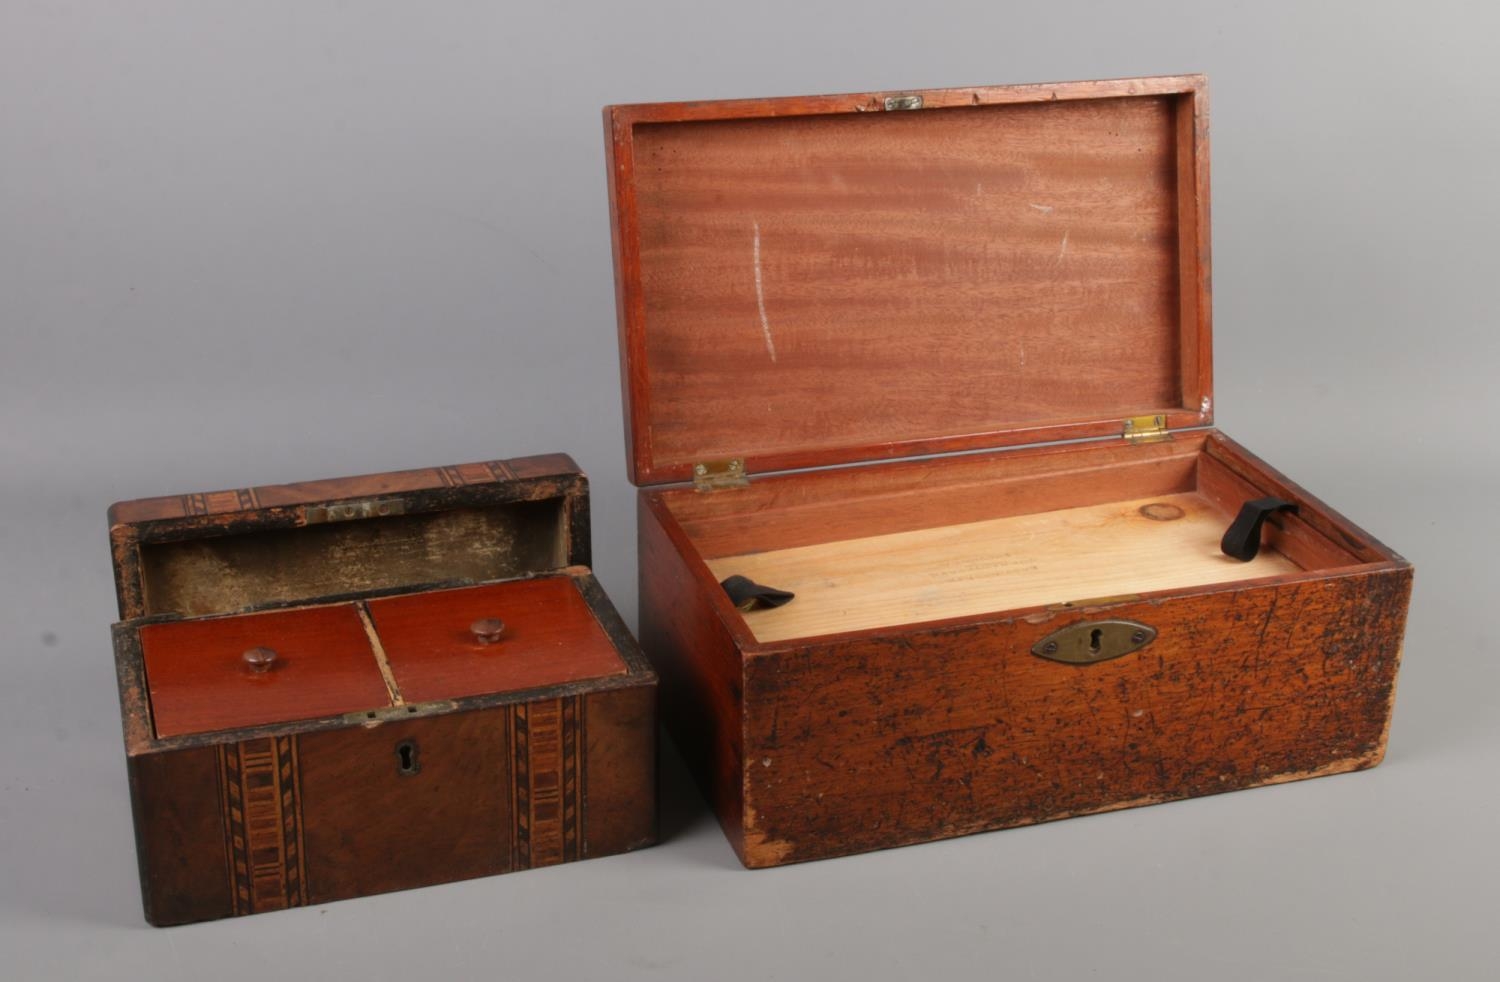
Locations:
692;458;749;492
883;94;924;111
1123;414;1171;445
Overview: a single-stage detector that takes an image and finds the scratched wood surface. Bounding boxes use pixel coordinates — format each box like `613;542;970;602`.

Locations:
638;432;1412;868
607;77;1213;484
707;492;1301;643
738;564;1412;866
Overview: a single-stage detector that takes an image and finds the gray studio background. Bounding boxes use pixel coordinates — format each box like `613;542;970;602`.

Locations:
2;2;1496;980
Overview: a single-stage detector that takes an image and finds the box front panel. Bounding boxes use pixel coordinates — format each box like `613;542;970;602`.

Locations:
739;565;1411;866
129;686;655;923
298;709;513;904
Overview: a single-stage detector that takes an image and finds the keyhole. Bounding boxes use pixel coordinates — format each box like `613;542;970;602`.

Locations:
395;739;420;776
1089;628;1103;655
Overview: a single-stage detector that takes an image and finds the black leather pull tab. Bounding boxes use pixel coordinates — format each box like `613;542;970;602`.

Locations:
1221;496;1299;562
720;575;795;611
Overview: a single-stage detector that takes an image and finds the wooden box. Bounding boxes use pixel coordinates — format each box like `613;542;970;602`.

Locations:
109;454;656;925
603;75;1413;866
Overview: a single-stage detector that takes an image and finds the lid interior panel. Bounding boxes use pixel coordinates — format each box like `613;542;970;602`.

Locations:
613;80;1210;483
137;500;567;619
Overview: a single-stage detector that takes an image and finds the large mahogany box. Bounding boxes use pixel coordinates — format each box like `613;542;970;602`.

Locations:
603;75;1413;866
109;454;656;925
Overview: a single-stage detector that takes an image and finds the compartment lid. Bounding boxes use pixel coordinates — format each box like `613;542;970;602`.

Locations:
605;75;1213;486
108;454;590;621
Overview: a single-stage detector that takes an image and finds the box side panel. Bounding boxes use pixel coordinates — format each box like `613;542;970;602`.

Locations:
741;565;1412;866
298;709;512;905
638;493;748;860
128;747;234;926
128;687;649;923
581;684;658;857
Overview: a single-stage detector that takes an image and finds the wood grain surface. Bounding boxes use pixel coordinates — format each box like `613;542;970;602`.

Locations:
369;577;629;703
141;603;392;739
738;564;1411;866
638;431;1411;867
606;77;1212;484
708;491;1300;642
113;458;657;924
298;709;512;905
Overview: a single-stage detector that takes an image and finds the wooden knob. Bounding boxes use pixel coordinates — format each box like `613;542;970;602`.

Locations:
242;647;278;673
470;618;506;645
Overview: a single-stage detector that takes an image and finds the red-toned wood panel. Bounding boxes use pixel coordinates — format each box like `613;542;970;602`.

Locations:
637;493;749;860
614;83;1208;484
141;605;390;738
368;578;628;704
667;435;1206;559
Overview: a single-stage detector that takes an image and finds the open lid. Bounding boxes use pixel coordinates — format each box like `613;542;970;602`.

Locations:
605;75;1213;486
108;454;590;621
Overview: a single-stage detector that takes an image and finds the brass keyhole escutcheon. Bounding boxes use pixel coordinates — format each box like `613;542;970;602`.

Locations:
1033;620;1156;665
395;739;420;776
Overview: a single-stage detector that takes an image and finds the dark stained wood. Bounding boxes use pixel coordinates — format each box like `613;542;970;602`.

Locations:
110;459;657;925
606;76;1213;485
140;604;392;739
299;709;512;904
370;577;628;704
128;748;233;926
581;684;659;857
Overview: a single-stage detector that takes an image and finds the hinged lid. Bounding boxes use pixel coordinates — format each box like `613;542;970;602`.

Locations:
108;454;590;621
605;75;1213;486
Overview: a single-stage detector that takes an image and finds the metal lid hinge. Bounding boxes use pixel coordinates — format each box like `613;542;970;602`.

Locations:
1123;415;1171;444
693;458;749;491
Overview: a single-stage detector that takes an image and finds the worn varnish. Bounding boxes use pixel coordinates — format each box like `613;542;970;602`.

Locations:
609;77;1413;867
110;455;656;925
